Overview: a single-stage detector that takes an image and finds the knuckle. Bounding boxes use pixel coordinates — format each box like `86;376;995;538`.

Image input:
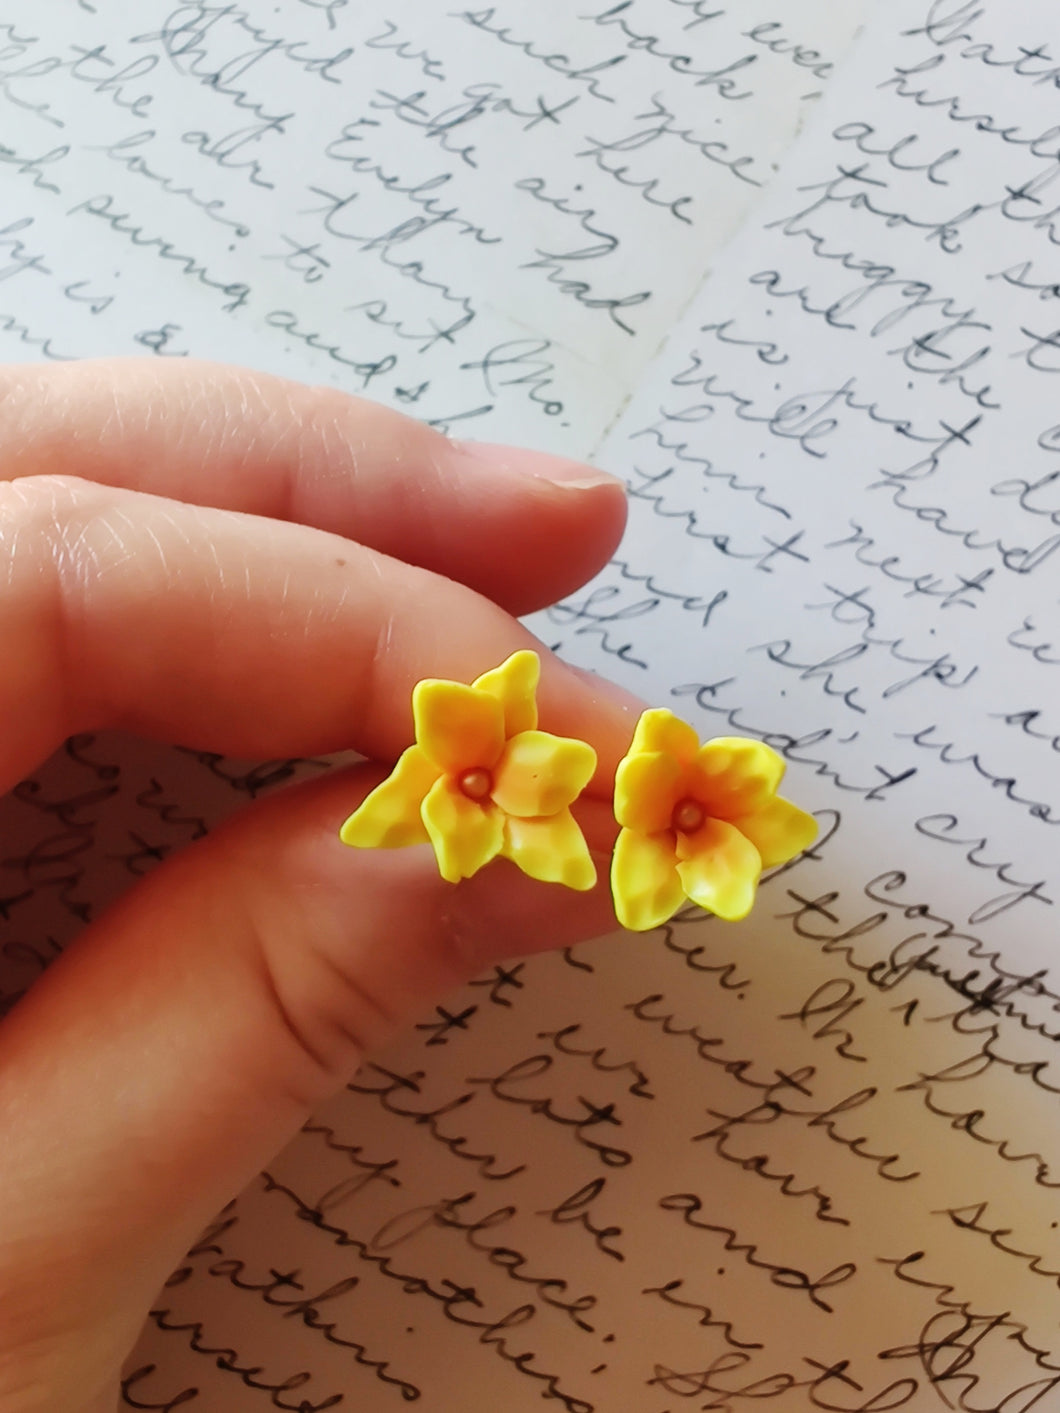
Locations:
0;475;125;600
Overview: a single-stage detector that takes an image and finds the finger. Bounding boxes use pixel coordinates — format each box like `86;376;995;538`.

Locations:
0;766;621;1407
0;359;626;614
1;475;642;792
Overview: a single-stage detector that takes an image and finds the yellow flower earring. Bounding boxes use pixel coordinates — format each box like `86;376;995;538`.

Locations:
610;709;817;931
339;650;598;890
341;663;815;926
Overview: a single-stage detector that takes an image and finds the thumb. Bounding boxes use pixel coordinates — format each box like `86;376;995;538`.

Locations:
0;765;619;1411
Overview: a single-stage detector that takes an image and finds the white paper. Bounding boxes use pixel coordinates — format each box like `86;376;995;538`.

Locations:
26;2;1060;1411
0;0;863;453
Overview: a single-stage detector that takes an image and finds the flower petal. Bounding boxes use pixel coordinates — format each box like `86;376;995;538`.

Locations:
614;750;684;832
611;828;685;932
491;730;596;817
693;738;785;819
339;745;438;849
675;818;762;921
628;708;700;763
731;797;818;868
473;649;539;736
503;809;596;891
414;680;506;774
421;776;504;882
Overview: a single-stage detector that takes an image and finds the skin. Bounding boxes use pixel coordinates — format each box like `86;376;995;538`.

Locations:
0;359;645;1413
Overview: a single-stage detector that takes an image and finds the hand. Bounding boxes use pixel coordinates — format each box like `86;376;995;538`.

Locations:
0;360;639;1413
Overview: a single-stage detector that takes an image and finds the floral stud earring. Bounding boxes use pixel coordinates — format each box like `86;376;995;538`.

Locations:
611;709;817;931
339;650;598;890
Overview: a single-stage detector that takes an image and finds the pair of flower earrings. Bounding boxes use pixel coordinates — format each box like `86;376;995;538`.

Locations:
340;650;817;931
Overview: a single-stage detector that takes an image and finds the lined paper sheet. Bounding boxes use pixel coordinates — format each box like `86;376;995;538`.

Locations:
13;1;1060;1410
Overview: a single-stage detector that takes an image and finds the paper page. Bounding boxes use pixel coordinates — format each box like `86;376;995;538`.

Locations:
543;0;1060;1405
22;0;1060;1410
0;0;865;455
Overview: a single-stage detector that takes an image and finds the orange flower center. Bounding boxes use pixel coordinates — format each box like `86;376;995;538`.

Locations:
458;767;494;801
671;796;706;834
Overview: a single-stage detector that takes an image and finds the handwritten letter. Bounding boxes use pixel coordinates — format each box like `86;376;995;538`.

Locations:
13;2;1060;1411
0;0;861;450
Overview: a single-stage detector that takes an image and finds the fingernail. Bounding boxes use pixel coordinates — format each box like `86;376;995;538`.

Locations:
454;439;625;492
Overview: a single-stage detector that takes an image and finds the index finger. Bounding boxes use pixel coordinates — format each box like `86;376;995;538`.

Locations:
0;474;642;793
0;359;627;615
